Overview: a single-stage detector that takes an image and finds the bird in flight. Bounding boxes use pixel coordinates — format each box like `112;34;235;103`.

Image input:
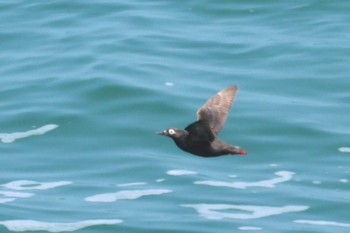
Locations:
158;85;246;157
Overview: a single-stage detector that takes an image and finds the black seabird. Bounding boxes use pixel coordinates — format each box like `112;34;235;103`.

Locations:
158;85;247;157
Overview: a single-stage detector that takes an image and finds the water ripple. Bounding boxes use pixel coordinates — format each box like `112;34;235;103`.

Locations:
85;189;172;203
294;220;350;228
194;171;294;189
0;219;122;232
182;204;309;220
0;124;58;143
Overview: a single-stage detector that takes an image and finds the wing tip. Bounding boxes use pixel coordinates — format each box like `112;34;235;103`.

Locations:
221;85;238;96
229;85;238;91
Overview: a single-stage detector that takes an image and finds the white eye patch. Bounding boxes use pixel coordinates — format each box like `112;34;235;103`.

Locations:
168;129;176;135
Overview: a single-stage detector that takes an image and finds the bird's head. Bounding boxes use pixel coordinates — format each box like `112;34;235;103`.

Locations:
157;128;185;139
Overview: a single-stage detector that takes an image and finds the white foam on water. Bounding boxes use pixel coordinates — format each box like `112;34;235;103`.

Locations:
238;226;263;231
85;189;172;203
312;180;322;185
182;204;308;220
155;179;165;183
0;191;34;198
2;180;72;190
339;179;348;183
269;163;279;167
294;220;350;228
194;171;294;189
0;191;33;203
0;187;44;203
167;170;197;176
0;198;16;203
165;82;174;86
117;182;147;187
338;147;350;153
0;219;122;232
0;124;58;143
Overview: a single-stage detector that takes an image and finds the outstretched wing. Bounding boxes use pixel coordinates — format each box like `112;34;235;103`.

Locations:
185;120;215;142
197;85;238;136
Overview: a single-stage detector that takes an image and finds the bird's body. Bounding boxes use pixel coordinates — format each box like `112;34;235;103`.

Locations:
158;85;246;157
171;130;242;157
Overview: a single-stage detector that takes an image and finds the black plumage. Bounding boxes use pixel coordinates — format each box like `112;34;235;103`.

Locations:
158;85;246;157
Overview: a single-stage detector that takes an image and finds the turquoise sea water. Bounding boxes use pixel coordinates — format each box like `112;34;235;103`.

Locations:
1;1;350;232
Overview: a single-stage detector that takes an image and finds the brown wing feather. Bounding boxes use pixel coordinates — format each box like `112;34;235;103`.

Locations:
197;85;238;136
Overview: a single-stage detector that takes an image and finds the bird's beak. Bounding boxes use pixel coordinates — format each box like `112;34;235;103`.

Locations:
156;130;166;136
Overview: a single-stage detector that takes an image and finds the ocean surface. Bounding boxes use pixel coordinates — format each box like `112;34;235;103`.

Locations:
1;1;350;232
